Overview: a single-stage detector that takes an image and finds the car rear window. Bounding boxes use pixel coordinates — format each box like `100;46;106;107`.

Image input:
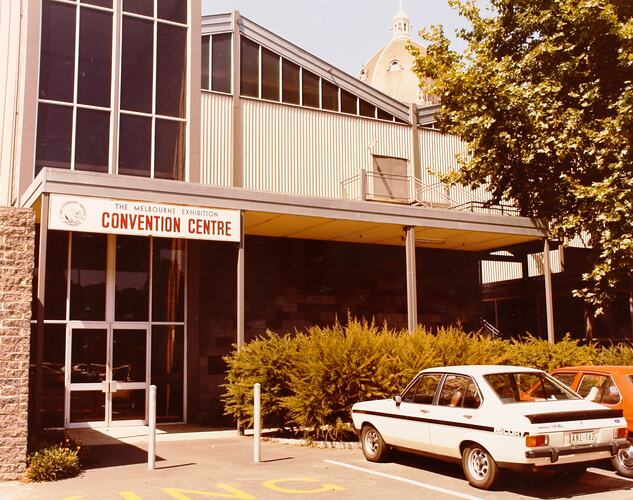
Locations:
485;372;580;404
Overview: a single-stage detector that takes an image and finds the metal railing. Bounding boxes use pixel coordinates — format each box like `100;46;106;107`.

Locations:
480;318;501;338
451;201;521;216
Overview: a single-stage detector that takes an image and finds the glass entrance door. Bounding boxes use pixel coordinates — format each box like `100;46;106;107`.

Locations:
67;324;149;428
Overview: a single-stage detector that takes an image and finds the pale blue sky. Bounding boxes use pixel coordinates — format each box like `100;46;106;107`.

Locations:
201;1;471;76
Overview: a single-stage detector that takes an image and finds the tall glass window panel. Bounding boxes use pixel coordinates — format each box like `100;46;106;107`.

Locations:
75;108;110;173
123;0;153;16
81;0;112;7
158;0;187;24
377;109;393;121
151;325;184;422
321;80;338;111
121;17;153;113
240;38;259;98
201;36;210;90
70;233;107;321
39;1;76;103
40;325;66;428
281;59;300;105
35;103;73;175
261;48;280;101
155;119;185;180
156;24;187;118
77;8;112;108
152;238;185;322
340;89;357;115
359;99;376;118
211;34;232;93
45;231;69;320
115;236;149;322
118;114;151;177
302;70;320;108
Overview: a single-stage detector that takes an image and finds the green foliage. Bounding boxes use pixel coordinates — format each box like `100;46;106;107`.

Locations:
508;334;597;371
410;0;633;308
597;343;633;366
26;439;80;482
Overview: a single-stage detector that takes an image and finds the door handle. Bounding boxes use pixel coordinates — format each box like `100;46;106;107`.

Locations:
420;409;430;414
463;414;473;419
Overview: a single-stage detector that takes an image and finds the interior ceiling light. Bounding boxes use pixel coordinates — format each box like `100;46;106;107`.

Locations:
415;237;446;245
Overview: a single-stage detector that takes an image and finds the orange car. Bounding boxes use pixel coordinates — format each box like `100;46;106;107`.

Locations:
550;366;633;478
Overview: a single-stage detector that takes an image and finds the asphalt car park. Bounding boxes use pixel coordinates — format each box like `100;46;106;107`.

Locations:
2;437;633;500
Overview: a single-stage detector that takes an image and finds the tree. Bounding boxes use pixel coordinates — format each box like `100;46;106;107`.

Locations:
410;0;633;313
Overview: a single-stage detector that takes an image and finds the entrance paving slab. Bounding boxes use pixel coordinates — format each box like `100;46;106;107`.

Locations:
1;437;632;500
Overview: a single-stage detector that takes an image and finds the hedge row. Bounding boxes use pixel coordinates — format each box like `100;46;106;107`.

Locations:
222;319;633;435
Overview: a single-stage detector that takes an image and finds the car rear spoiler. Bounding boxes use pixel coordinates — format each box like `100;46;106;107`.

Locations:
525;408;624;424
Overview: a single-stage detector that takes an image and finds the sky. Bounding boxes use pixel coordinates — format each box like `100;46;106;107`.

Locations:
201;1;472;76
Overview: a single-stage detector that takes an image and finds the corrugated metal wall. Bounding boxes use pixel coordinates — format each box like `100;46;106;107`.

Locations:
481;249;563;284
200;91;233;187
242;99;411;198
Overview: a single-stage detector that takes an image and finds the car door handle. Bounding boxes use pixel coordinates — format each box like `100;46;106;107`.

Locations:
420;409;430;414
463;414;473;419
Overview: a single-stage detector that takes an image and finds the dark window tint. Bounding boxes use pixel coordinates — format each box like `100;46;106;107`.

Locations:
78;9;112;107
35;103;73;175
81;0;112;7
152;238;185;322
40;324;66;427
158;0;187;23
377;109;393;121
115;235;149;321
44;231;69;320
123;0;153;16
155;119;185;180
118;114;151;177
121;17;153;113
302;69;319;108
39;1;76;102
359;99;376;118
151;325;184;422
70;233;106;321
201;36;210;89
211;33;232;93
240;38;259;97
75;108;110;173
340;89;357;114
321;80;338;111
281;59;300;104
261;48;279;101
156;24;187;118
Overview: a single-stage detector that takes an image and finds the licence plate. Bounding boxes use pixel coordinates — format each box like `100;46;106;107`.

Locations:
570;431;596;445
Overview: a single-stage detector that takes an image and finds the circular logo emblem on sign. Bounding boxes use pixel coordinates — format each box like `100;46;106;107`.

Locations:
60;201;86;227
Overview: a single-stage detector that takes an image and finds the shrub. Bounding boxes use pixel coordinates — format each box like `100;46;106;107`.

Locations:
507;334;597;371
26;443;80;482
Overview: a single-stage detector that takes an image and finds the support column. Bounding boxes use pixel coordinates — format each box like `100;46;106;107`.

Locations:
543;239;555;343
236;212;245;350
34;194;49;432
405;226;418;333
409;104;421;181
231;11;243;188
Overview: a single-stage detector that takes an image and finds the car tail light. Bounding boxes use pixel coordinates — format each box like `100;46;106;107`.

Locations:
526;435;549;447
614;427;628;439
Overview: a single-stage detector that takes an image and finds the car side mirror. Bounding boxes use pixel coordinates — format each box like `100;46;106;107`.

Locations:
394;395;402;407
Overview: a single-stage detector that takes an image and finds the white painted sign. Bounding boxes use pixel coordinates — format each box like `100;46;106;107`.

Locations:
48;194;241;242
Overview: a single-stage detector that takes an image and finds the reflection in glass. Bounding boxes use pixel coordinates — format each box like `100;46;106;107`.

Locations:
201;36;210;90
70;233;106;320
39;1;76;102
121;17;153;113
156;24;187;118
75;108;110;173
42;325;66;428
70;391;105;423
240;38;259;98
321;80;338;111
282;59;300;105
113;329;146;382
115;236;149;321
261;48;280;101
35;103;73;175
123;0;153;17
158;0;187;24
70;329;107;383
302;70;319;108
78;8;112;107
152;238;185;322
118;114;151;177
111;390;146;421
44;230;69;320
154;119;185;180
212;33;232;94
152;326;184;422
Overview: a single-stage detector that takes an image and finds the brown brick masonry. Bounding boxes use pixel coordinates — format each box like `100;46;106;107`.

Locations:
0;208;34;480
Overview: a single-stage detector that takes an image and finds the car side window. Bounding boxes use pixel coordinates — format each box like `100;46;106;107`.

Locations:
401;377;421;403
412;374;442;405
578;374;620;405
437;375;480;408
552;372;576;388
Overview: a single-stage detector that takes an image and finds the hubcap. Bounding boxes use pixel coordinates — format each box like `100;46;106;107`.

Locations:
468;448;490;480
365;429;379;455
616;447;633;469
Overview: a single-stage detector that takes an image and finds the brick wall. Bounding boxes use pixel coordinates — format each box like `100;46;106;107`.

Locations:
0;208;34;480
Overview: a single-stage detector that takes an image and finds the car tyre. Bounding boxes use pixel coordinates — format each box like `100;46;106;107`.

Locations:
462;444;500;490
361;425;389;462
611;445;633;478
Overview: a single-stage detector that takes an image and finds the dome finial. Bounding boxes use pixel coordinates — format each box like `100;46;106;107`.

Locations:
392;1;411;40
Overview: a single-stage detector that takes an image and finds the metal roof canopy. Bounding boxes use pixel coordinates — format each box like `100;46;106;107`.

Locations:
23;169;547;252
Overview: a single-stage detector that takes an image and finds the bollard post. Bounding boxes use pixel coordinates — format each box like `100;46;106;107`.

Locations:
253;382;261;463
148;384;157;470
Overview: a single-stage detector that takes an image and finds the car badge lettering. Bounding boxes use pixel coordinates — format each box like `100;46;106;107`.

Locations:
494;427;525;437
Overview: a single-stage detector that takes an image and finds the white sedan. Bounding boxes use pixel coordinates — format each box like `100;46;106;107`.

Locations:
351;365;629;489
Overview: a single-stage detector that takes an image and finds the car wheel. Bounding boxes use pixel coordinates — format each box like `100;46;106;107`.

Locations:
611;446;633;478
462;444;500;490
361;425;389;462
